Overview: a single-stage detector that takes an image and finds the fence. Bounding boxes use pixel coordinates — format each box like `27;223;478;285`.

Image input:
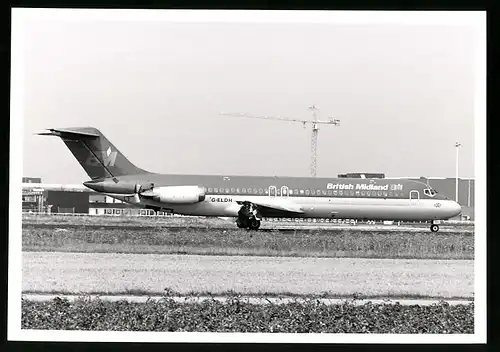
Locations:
22;209;177;218
21;209;474;226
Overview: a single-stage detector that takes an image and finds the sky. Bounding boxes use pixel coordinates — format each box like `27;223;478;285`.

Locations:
17;11;482;184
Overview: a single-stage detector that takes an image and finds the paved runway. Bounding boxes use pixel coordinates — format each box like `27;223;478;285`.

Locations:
22;251;474;298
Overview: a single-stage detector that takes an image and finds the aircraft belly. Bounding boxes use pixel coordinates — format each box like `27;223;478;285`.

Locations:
311;198;442;221
136;196;447;221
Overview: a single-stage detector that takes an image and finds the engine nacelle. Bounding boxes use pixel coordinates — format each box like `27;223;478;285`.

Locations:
83;180;152;194
145;185;206;204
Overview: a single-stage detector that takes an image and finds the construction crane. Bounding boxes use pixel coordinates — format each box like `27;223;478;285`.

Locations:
221;105;340;177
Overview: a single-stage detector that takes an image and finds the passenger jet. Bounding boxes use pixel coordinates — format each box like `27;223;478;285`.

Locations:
36;127;462;232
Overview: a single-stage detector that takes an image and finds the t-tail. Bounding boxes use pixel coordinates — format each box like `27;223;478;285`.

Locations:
38;127;147;180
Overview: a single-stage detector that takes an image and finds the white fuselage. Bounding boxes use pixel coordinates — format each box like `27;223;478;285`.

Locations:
111;193;461;221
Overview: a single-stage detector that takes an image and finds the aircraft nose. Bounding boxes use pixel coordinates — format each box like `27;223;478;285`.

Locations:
447;200;462;218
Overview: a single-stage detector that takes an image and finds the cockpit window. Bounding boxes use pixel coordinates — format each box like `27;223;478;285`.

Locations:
424;188;437;197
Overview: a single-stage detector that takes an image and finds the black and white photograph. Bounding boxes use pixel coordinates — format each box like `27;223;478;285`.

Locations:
9;9;486;343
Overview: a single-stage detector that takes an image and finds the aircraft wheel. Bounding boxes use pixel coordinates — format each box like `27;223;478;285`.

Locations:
430;224;439;232
236;218;247;228
248;219;261;230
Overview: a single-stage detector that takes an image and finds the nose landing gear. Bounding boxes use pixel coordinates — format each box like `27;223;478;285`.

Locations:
430;222;440;232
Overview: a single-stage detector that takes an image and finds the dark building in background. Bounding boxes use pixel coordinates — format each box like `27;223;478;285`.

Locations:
46;191;90;214
22;190;43;212
22;177;43;212
338;173;385;179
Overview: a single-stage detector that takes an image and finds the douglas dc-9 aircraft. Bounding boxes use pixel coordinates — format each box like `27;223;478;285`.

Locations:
37;127;462;232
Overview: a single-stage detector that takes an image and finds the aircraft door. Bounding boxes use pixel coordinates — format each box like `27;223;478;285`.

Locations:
409;190;419;205
269;186;277;197
281;186;289;198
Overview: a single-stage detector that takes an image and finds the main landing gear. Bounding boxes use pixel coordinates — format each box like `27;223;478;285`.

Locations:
237;202;261;230
430;222;440;232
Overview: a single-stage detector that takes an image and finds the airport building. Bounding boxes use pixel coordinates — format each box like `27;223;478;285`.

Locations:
22;175;476;220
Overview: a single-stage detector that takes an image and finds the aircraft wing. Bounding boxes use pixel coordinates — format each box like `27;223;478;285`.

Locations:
239;198;304;215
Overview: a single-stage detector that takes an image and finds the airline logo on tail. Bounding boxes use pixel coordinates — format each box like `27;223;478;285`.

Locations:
85;147;117;167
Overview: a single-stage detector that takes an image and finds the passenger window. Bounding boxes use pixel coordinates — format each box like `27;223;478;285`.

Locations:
253;188;258;194
208;188;213;193
333;190;338;196
350;191;354;196
236;188;240;193
231;188;235;193
225;188;230;193
317;190;321;195
377;191;382;196
383;191;388;197
339;190;344;196
214;188;218;193
361;191;365;196
322;190;327;196
300;189;304;195
355;191;360;196
242;188;246;193
327;190;332;196
305;190;310;195
294;189;299;195
259;188;263;194
388;191;393;197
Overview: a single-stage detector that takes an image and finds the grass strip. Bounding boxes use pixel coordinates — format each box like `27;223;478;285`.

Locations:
21;295;474;333
22;227;474;260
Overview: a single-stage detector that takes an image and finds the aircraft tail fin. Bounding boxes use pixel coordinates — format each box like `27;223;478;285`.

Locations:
39;127;148;180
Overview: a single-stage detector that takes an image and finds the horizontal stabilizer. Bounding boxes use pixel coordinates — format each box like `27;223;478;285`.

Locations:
37;128;100;139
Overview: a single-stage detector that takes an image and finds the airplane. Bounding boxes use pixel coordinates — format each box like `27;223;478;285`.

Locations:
35;127;462;232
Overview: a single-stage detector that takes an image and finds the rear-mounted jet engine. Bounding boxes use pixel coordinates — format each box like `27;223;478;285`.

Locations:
141;186;206;204
83;181;206;204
